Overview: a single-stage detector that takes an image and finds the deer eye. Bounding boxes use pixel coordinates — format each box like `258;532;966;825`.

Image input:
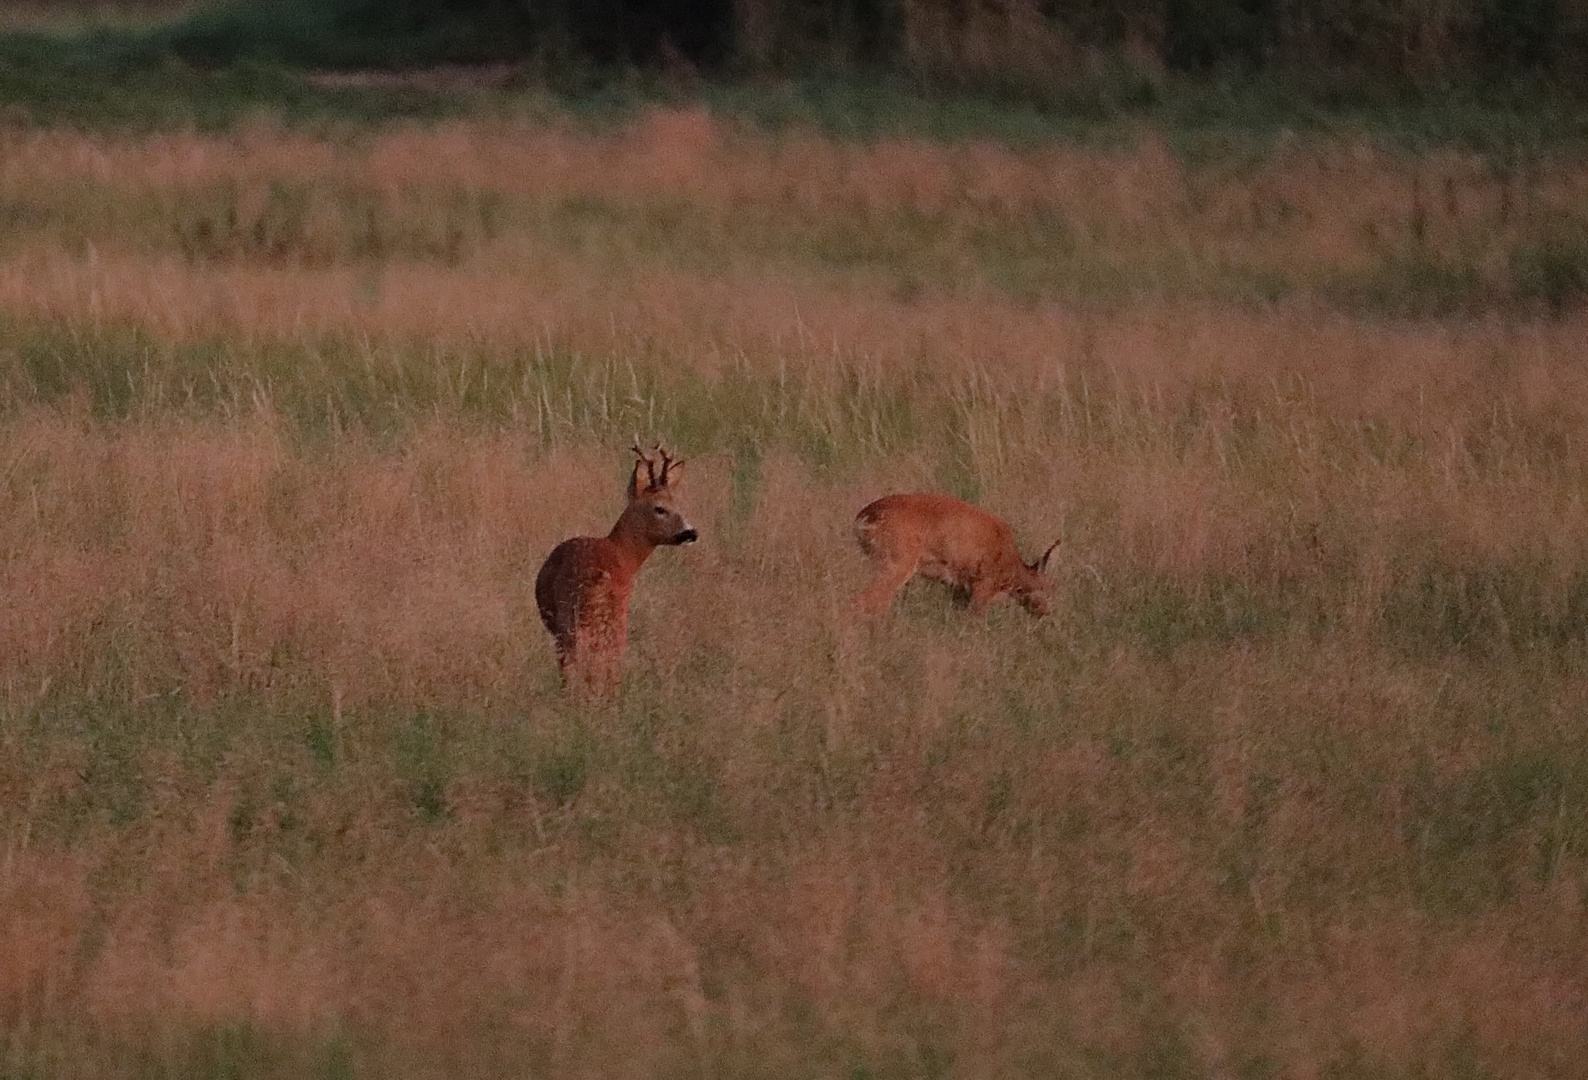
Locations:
653;506;667;515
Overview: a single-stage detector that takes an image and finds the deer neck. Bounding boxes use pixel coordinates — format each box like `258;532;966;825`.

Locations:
606;518;658;572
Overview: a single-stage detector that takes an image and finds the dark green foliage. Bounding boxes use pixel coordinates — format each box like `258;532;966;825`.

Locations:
1326;250;1489;317
2;2;1587;138
1405;751;1579;914
1477;0;1561;71
156;0;542;70
1511;227;1588;315
34;0;736;74
1165;0;1277;71
534;747;589;807
395;711;452;823
186;1024;283;1080
0;33;470;130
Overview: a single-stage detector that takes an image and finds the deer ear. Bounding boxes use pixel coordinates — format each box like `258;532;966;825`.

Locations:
662;458;685;486
1036;538;1061;573
627;459;645;499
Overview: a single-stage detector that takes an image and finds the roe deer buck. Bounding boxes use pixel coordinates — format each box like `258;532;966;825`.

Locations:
536;443;697;694
853;493;1059;618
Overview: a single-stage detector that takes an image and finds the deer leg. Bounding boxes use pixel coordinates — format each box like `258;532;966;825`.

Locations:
557;627;603;698
590;645;622;698
552;634;577;685
559;632;581;663
562;649;611;701
565;619;624;699
854;558;918;615
582;662;613;700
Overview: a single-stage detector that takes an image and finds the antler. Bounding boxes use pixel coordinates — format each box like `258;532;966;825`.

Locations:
631;439;659;490
631;440;685;490
656;444;685;487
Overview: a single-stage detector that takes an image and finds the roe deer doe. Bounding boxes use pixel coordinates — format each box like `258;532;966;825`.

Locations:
536;443;697;694
853;493;1059;617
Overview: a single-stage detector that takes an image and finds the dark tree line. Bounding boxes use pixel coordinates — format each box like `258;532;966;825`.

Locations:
168;0;1583;82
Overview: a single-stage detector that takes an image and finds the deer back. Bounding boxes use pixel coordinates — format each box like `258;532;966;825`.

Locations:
859;494;1016;573
536;442;697;653
854;492;1059;617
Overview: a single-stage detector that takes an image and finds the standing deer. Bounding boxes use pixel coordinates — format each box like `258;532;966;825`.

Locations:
536;443;697;694
853;493;1059;618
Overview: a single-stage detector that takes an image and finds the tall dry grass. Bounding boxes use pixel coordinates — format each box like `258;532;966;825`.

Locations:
0;111;1587;1078
0;113;1583;316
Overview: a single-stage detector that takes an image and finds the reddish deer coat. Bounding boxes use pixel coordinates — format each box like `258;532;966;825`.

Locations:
536;445;695;694
853;492;1058;617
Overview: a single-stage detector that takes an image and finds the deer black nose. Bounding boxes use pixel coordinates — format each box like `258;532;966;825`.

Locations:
674;528;699;544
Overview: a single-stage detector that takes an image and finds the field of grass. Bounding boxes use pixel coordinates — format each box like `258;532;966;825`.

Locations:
1;94;1588;1079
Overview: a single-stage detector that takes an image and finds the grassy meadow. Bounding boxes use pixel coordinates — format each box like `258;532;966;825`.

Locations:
2;95;1588;1079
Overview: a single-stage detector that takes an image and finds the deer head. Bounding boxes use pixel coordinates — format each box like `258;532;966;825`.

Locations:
617;441;697;548
1015;537;1061;617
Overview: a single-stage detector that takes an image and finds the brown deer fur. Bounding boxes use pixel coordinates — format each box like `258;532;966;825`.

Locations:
536;444;696;694
853;493;1058;617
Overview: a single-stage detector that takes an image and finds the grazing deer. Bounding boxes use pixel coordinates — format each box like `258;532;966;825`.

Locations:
853;493;1059;618
536;443;697;694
